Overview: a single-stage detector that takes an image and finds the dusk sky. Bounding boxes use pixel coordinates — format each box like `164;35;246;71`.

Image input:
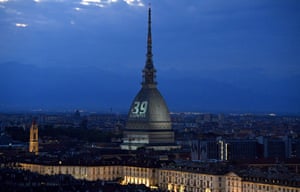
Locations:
0;0;299;114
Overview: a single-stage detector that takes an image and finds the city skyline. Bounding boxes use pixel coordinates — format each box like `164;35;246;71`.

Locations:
0;0;299;113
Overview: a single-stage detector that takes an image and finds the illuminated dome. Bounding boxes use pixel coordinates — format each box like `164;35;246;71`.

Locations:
127;87;171;128
121;7;177;151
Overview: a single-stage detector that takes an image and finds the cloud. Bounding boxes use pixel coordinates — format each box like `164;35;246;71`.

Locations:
79;0;118;7
15;23;28;27
78;0;144;7
123;0;144;6
33;0;66;2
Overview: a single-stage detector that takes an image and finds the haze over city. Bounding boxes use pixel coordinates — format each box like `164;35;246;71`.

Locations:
0;0;299;113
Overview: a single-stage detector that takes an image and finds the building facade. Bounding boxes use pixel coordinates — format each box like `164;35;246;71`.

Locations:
18;162;300;192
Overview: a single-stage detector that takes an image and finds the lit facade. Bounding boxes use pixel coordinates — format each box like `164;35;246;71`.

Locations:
19;163;156;187
18;163;300;192
122;166;157;187
19;163;123;181
158;169;225;192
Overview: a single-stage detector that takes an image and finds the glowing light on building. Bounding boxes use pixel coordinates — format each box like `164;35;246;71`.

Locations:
123;176;151;187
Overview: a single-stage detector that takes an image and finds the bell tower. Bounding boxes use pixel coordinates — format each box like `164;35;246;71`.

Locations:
29;119;39;155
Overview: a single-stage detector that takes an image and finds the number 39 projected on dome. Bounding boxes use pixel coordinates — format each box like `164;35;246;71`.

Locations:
131;101;148;117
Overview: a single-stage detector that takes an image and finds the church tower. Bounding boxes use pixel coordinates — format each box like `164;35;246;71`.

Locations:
29;119;39;155
121;7;178;151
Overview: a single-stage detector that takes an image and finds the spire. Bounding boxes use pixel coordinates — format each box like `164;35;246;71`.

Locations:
147;4;152;57
142;5;157;87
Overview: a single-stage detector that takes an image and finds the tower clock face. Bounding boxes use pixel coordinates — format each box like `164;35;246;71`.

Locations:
130;101;148;118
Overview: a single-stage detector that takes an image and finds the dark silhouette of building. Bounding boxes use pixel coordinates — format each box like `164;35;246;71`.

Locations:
226;139;257;161
263;137;287;159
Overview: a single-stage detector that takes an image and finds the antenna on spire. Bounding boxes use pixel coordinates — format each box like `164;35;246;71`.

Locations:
142;3;157;87
147;5;152;52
